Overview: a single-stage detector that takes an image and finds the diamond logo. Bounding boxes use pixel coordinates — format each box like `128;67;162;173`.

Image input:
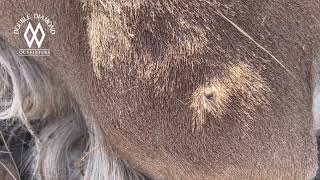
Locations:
24;22;46;48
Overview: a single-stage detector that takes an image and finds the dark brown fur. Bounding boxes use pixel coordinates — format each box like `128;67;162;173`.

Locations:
1;0;320;179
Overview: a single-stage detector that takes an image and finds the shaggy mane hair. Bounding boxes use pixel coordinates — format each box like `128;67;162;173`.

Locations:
0;38;150;180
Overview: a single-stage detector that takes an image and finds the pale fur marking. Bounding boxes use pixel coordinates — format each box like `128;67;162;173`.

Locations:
191;63;271;130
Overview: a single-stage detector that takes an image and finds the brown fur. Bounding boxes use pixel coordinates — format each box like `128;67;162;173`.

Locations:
1;0;320;179
190;62;271;130
0;162;19;180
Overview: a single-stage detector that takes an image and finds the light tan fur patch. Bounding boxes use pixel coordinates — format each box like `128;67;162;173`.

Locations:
82;0;211;79
190;62;271;130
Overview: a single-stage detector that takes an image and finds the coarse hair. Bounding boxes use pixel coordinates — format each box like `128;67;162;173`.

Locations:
0;38;149;180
